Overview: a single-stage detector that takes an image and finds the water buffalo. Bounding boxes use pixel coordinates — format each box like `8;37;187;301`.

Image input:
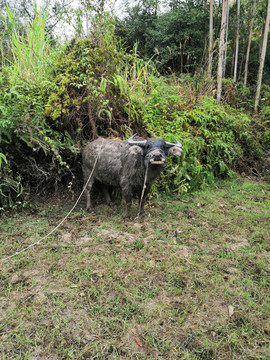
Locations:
82;135;182;218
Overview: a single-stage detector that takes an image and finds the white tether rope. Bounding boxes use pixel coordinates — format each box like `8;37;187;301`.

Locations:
1;151;100;262
1;139;151;262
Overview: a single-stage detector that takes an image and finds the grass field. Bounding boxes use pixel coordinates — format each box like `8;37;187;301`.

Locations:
0;178;269;359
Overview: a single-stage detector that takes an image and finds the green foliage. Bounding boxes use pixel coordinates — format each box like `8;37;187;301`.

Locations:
0;152;7;168
5;4;54;85
124;74;263;192
260;85;270;121
44;32;128;139
0;160;23;210
0;77;75;209
119;0;270;88
0;6;75;209
0;3;268;210
118;1;208;74
221;79;255;111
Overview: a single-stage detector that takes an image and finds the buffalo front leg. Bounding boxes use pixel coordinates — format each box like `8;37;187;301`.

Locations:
121;184;133;218
84;177;95;213
122;191;132;219
124;201;132;219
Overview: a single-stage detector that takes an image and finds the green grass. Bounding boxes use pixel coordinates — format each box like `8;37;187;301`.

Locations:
0;178;269;359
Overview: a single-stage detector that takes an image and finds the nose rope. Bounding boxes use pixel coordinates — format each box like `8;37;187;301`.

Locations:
136;147;165;219
146;148;166;165
136;162;149;218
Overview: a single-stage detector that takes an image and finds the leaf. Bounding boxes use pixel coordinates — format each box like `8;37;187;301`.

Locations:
134;336;143;347
0;153;7;168
228;305;234;316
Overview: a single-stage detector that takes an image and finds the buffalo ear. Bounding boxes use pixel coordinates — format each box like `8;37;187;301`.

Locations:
128;145;144;156
168;146;183;156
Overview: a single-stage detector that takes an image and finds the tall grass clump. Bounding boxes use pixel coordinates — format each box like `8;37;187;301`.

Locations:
6;4;53;84
0;5;67;209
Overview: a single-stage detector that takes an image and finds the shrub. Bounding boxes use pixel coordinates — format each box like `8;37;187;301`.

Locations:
0;6;74;208
129;77;262;193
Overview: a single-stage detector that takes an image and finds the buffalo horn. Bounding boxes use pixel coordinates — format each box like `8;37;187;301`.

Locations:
165;139;182;148
127;134;147;147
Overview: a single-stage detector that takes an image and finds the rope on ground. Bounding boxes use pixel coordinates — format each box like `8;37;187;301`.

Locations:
1;146;101;262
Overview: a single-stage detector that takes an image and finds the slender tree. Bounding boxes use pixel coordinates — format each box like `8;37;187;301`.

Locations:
243;0;256;87
203;0;208;64
233;0;240;83
217;0;228;101
254;0;270;113
222;0;230;77
208;0;214;77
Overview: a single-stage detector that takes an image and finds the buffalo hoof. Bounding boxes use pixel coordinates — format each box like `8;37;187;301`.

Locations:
109;201;117;208
134;213;145;222
86;208;96;215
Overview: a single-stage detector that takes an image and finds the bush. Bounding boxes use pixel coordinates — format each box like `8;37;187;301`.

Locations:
127;76;263;193
0;6;75;209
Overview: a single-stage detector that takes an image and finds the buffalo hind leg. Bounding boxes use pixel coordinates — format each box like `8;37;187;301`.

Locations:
101;185;115;207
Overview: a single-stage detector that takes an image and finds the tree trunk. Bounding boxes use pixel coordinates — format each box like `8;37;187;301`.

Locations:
208;0;214;77
203;0;208;66
180;42;183;73
233;0;240;83
244;0;256;87
87;89;96;140
222;0;230;77
230;38;235;77
217;0;228;101
254;0;270;113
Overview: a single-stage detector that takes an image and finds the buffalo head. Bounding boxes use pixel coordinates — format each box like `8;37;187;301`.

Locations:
127;134;182;166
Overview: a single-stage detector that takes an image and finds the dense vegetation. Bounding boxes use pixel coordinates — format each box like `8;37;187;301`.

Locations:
0;1;269;210
118;0;270;80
